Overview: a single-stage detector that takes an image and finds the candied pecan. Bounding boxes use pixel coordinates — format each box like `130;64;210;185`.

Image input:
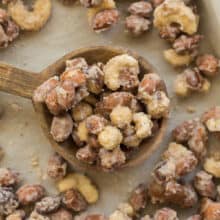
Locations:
47;153;67;180
76;145;97;164
128;1;153;18
50;208;72;220
99;147;126;170
0;168;19;187
201;198;220;220
16;184;45;205
85;115;107;134
194;171;216;199
0;8;19;48
65;57;88;72
159;24;181;42
92;9;119;32
6;210;25;220
35;196;61;214
62;189;87;212
196;54;220;77
129;184;147;212
80;0;102;8
185;68;204;91
186;215;202;220
173;35;203;54
125;15;151;36
0;187;19;216
153;208;178;220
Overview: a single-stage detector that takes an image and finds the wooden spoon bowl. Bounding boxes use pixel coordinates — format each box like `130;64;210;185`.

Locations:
0;46;168;171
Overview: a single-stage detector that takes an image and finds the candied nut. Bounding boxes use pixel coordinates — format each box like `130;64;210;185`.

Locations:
65;57;88;72
159;23;181;42
86;64;104;94
128;1;153;17
86;115;107;134
16;184;45;205
104;54;139;91
57;174;77;192
173;34;203;54
74;86;89;105
187;215;202;220
76;145;97;164
99;147;126;170
35;196;61;214
174;74;190;97
50;208;72;220
201;198;220;220
154;0;199;35
0;168;19;187
6;210;25;220
164;49;195;67
47;153;67;180
77;120;89;142
0;187;19;215
123;134;142;148
204;157;220;178
196;54;220;77
98;126;122;150
71;102;93;122
129;184;147;212
194;171;216;199
118;203;134;217
110;106;132;129
33;76;59;103
29;210;49;220
153;208;178;220
62;189;87;212
125;15;151;36
50;114;73;142
146;91;170;119
109;210;131;220
133;112;153;139
75;213;107;220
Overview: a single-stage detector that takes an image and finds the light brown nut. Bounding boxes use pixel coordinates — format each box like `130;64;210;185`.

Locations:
0;168;20;187
196;54;220;77
109;210;131;220
28;210;49;220
153;208;178;220
194;171;216;199
77;120;89;142
99;147;126;170
76;145;97;164
86;115;107;134
128;1;153;18
62;189;87;212
125;15;151;37
204;157;220;178
47;153;67;180
50;208;72;220
33;76;59;103
110;106;132;129
65;57;88;72
201;198;220;220
98;126;122;150
123;134;142;148
6;210;25;220
129;184;147;212
35;196;61;214
80;0;102;8
16;184;45;205
159;23;181;42
50;114;73;142
117;203;134;217
74;86;90;105
72;129;85;147
71;102;93;122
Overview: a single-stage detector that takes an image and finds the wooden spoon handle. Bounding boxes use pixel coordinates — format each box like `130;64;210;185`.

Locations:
0;63;45;99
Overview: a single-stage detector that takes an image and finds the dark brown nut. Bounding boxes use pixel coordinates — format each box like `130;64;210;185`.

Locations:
194;171;216;199
6;210;25;220
201;198;220;220
76;145;97;164
29;210;49;220
16;184;45;205
62;189;87;212
128;1;153;17
87;135;101;148
86;64;104;95
80;0;102;8
125;15;151;37
0;8;19;48
0;187;19;215
196;54;220;77
173;35;203;54
50;114;73;142
99;147;126;170
47;153;67;180
75;214;107;220
129;184;147;212
35;196;61;214
65;57;88;72
153;208;178;220
92;9;119;32
71;102;93;122
74;86;90;106
159;24;181;42
186;215;202;220
151;0;164;7
85;115;107;134
50;208;72;220
0;168;20;187
33;76;59;103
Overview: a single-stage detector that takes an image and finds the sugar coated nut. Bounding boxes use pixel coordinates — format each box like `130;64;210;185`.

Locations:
109;210;131;220
98;126;123;150
128;1;153;18
104;54;139;91
201;198;220;220
65;57;88;72
8;0;52;31
204;157;220;178
154;0;199;35
72;102;93;122
154;208;178;220
118;203;134;217
110;106;132;128
29;210;50;220
77;120;89;142
0;168;20;187
85;115;107;134
49;208;73;220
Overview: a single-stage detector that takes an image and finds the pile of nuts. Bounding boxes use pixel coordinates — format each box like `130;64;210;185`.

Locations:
33;54;170;171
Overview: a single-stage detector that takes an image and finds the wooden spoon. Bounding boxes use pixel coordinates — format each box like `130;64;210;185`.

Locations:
0;46;168;171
